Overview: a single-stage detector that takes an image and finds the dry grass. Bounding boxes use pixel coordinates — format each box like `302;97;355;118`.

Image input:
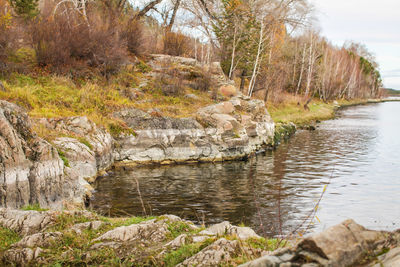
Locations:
0;69;214;139
266;93;374;125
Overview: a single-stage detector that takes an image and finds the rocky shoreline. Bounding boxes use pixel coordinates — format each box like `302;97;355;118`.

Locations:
0;208;399;266
1;56;276;209
0;91;275;209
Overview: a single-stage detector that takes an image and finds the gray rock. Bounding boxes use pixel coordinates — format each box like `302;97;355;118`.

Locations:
296;219;386;266
114;108;202;130
13;232;62;248
113;97;274;164
238;254;283;267
176;238;239;267
185;94;200;100
93;219;168;243
53;137;97;179
37;116;114;171
69;220;106;234
200;221;261;240
0;101;67;209
3;247;43;265
164;234;188;250
0;208;56;236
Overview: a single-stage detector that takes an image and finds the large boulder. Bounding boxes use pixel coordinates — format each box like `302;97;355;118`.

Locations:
241;219;394;267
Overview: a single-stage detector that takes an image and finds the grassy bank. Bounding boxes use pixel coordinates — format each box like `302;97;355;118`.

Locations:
267;95;383;126
0;70;214;140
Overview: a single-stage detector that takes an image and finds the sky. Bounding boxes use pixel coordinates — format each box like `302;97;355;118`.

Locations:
310;0;400;89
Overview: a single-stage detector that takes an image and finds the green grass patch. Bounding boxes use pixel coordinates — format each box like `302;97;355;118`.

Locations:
0;227;21;251
162;238;214;267
164;220;201;239
57;149;70;167
47;213;94;232
21;203;48;212
78;137;93;150
107;216;156;228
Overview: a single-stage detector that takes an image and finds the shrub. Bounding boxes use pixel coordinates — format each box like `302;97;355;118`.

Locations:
30;1;126;76
123;18;145;56
163;31;190;57
0;0;17;71
189;71;211;92
159;69;185;96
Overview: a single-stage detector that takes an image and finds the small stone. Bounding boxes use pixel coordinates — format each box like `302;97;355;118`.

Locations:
185;94;200;100
164;234;188;250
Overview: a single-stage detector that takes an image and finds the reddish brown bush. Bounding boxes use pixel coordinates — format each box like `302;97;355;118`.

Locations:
163;31;190;57
30;1;126;76
123;18;145;56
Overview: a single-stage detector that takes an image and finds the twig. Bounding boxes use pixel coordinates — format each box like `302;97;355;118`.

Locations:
285;166;335;240
135;178;147;216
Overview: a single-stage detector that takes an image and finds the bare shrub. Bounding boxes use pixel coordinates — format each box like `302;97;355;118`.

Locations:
30;1;126;76
123;18;145;56
160;69;185;96
30;16;71;68
163;31;190;56
187;70;212;92
0;0;18;70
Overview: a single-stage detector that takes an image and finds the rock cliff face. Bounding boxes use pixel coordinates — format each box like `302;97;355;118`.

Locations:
0;101;83;209
113;95;274;164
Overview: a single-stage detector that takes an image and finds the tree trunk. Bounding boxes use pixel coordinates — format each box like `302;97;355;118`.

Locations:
166;0;181;31
240;69;247;92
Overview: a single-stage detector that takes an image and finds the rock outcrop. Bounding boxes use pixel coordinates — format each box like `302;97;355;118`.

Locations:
0;209;267;265
113;95;274;164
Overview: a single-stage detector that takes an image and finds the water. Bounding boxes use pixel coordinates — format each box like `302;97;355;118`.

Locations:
91;102;400;236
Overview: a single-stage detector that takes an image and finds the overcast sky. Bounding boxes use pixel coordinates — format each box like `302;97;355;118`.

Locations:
310;0;400;89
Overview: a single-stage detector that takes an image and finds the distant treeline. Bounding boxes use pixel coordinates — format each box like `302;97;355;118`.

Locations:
384;88;400;95
0;0;383;102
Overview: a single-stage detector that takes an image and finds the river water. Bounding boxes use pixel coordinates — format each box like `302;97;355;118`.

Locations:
91;102;400;236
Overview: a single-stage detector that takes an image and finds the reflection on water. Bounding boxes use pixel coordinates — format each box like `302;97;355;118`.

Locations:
91;102;400;236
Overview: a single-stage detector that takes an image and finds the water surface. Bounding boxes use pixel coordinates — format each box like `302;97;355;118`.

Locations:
91;102;400;236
